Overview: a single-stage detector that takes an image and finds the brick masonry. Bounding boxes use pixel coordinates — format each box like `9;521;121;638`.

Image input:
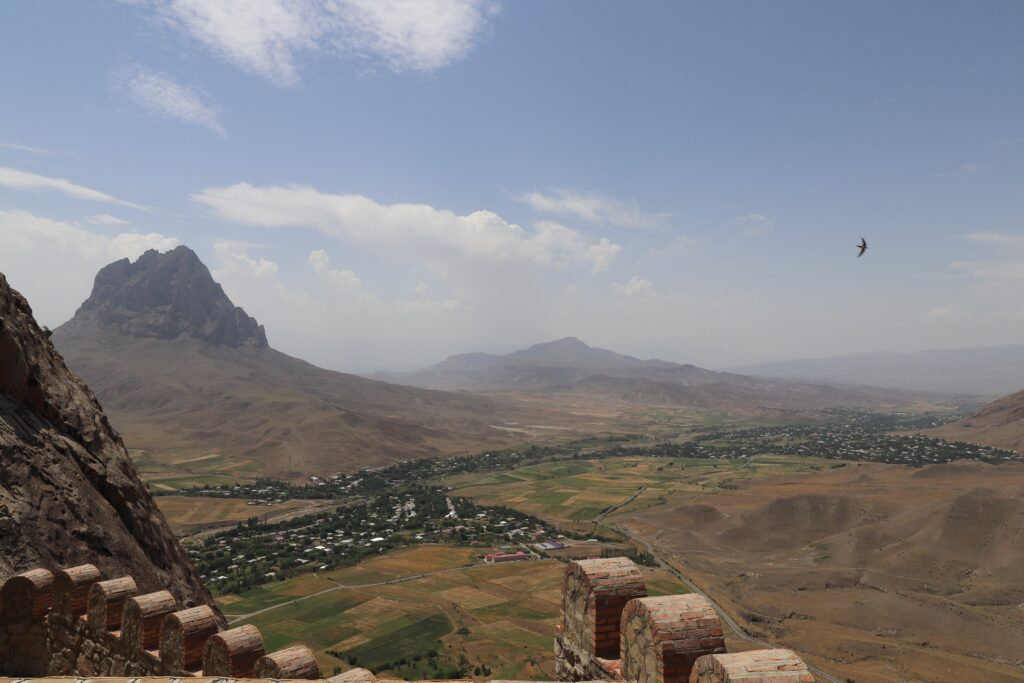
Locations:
0;565;318;679
554;558;815;683
0;557;815;683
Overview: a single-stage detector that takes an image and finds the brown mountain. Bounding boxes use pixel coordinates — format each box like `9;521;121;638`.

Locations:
53;246;516;477
0;271;212;607
375;337;929;410
931;388;1024;452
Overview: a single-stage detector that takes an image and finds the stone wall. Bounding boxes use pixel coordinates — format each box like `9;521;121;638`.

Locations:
0;557;816;683
0;564;319;679
555;558;815;683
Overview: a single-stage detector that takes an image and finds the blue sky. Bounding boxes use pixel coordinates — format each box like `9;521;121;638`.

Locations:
2;1;1024;371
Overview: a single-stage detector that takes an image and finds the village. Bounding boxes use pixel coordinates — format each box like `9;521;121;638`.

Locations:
191;485;576;593
169;409;1017;513
183;407;1017;595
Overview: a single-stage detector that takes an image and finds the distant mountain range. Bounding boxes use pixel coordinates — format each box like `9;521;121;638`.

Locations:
372;337;928;411
731;346;1024;397
49;247;960;480
53;246;517;477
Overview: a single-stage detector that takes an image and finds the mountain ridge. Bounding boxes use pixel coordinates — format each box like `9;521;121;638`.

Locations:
372;337;932;410
730;345;1024;396
53;247;519;477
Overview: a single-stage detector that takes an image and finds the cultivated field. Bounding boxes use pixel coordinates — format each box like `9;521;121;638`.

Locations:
156;495;326;534
451;454;834;533
219;544;707;680
132;447;265;491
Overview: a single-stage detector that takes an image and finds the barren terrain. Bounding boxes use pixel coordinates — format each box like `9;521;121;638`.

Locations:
618;461;1024;682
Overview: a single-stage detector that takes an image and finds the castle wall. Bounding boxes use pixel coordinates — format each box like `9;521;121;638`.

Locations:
0;557;817;683
0;564;318;679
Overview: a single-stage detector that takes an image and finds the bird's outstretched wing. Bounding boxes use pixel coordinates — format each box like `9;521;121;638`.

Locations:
857;238;867;257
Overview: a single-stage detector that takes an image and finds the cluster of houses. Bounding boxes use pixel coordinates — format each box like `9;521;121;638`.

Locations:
191;487;563;593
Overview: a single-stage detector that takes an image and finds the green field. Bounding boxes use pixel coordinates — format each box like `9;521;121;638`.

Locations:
156;496;325;534
449;454;834;531
131;448;265;492
219;544;691;680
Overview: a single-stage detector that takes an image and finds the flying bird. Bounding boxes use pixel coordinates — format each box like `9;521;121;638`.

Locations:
856;237;867;257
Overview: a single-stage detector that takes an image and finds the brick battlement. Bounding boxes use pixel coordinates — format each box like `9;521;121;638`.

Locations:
0;558;814;683
555;558;815;683
0;564;317;679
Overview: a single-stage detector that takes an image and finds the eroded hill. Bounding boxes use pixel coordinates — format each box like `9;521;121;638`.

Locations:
618;461;1024;682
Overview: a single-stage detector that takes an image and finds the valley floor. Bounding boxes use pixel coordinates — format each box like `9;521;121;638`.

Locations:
154;412;1024;683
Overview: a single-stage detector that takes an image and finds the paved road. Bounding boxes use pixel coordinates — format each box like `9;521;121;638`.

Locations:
225;561;495;624
605;521;842;683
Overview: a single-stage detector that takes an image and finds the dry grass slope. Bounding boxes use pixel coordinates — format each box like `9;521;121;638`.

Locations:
619;461;1024;683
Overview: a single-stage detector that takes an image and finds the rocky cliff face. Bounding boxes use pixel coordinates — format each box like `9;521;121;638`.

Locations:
59;245;267;348
0;271;214;609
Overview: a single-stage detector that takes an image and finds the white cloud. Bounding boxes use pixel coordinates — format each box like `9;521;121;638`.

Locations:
650;234;695;257
0;165;148;210
141;0;498;86
0;209;178;325
329;0;500;74
0;209;176;260
516;189;669;229
965;231;1024;249
114;64;224;135
308;248;365;293
953;231;1024;281
738;212;775;237
1;142;63;157
89;213;130;225
612;275;656;299
192;182;620;272
926;304;956;321
213;240;280;277
951;260;1024;280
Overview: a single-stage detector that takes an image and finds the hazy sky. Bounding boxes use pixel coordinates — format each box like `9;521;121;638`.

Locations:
2;1;1024;372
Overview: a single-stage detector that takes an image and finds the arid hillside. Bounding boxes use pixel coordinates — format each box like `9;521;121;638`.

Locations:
931;388;1024;453
0;272;212;608
618;462;1024;679
53;247;522;477
618;461;1024;682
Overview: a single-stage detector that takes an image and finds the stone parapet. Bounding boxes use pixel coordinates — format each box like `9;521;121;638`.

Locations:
690;649;814;682
0;565;319;679
621;594;726;683
553;558;814;683
0;558;816;683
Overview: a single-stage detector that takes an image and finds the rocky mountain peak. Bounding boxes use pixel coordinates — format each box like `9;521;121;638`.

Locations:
64;245;267;348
